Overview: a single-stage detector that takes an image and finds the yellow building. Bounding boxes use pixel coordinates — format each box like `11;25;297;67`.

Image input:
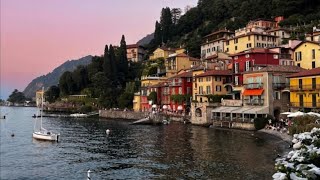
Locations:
149;47;175;60
293;41;320;69
193;70;232;102
166;53;200;78
35;90;44;107
224;32;278;54
288;67;320;112
133;93;141;112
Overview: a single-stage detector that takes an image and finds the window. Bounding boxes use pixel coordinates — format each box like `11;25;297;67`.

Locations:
226;41;230;45
282;31;285;37
312;78;316;89
245;61;250;71
299;79;302;89
199;86;203;94
226;48;229;52
215;76;221;81
312;49;315;59
257;35;260;40
312;61;316;69
234;62;239;73
312;94;317;107
187;78;191;82
187;87;191;95
245;54;250;58
234;39;238;44
235;76;239;86
179;87;182;94
248;36;251;40
217;46;220;51
172;88;175;95
206;86;211;94
234;56;238;60
295;51;302;61
273;54;279;59
178;78;182;83
274;91;280;100
206;77;211;81
297;63;300;67
299;94;304;107
235;46;238;51
216;85;222;92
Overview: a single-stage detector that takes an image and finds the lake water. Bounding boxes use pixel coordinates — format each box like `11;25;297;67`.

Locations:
0;106;288;179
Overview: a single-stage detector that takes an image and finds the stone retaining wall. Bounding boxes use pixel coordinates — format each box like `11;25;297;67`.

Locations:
213;121;255;130
99;110;148;120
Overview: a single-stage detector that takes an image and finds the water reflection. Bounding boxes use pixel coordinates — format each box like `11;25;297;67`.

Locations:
0;107;286;179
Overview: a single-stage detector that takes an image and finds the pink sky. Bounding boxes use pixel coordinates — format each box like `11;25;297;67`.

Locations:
0;0;197;99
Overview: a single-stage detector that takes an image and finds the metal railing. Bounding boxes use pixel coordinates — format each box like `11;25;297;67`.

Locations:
290;84;320;91
168;82;182;86
290;102;320;108
273;83;289;89
279;54;292;59
244;99;265;106
244;83;263;89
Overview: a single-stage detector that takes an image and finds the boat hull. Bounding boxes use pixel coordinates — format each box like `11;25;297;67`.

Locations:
32;132;59;141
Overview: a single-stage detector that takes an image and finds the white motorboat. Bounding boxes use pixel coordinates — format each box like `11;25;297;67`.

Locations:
32;87;60;142
70;113;87;118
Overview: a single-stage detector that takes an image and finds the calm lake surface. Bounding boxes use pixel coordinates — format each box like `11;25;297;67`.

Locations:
0;106;288;179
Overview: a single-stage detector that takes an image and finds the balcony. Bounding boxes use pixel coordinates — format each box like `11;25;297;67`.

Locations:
273;83;289;90
244;99;264;106
221;99;243;106
168;82;182;86
244;83;263;89
290;102;320;108
279;53;292;60
290;84;320;91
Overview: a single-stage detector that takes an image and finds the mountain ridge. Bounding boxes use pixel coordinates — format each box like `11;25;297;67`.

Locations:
23;55;93;98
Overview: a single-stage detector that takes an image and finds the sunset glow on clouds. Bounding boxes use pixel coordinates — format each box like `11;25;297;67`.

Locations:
0;0;197;99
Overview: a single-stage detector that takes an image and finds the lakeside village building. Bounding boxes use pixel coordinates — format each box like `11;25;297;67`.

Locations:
132;17;320;127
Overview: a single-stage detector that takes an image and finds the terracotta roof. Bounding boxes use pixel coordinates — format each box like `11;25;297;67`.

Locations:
196;70;232;77
242;65;305;74
169;71;193;79
205;54;218;60
287;67;320;78
224;32;278;41
266;28;293;33
230;48;278;56
293;41;320;50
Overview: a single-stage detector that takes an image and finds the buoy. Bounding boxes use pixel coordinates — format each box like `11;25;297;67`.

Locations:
106;129;110;134
87;169;93;180
11;133;15;137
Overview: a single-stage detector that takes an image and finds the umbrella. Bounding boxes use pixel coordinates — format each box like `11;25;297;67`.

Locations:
281;112;292;115
307;112;320;117
288;111;305;118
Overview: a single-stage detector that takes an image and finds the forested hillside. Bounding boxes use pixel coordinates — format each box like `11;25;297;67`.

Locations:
23;55;92;98
147;0;320;57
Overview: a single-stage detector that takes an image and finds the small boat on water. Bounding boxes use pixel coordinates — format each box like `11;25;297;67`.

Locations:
32;87;60;142
70;113;88;118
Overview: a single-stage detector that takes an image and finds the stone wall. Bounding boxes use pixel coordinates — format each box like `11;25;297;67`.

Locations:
213;121;255;130
99;110;148;120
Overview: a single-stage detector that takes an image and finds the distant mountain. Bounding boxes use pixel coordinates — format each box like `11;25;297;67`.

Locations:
137;33;154;46
23;55;93;98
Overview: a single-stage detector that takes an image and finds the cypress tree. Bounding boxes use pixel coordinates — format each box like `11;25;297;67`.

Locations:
103;44;112;79
119;35;128;77
109;45;117;81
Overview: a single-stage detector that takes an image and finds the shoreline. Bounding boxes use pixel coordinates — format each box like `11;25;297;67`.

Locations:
258;128;292;144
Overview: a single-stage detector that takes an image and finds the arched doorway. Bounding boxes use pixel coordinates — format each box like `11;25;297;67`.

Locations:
195;108;202;117
274;108;280;121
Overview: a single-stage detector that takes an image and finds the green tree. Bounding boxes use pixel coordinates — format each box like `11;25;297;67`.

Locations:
59;71;76;96
7;89;26;103
45;85;60;103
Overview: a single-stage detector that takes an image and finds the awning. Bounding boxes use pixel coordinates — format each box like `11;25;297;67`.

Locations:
245;106;269;114
212;106;228;113
242;89;264;96
220;107;241;113
232;107;253;113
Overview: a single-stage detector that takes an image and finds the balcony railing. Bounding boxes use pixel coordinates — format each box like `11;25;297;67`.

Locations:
279;53;292;59
221;99;243;106
290;102;320;108
168;82;182;86
244;99;264;106
244;83;263;89
290;84;320;91
223;79;233;84
273;83;289;90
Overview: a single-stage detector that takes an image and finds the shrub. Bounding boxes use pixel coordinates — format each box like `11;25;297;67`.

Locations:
79;105;92;113
254;115;274;130
289;115;319;135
